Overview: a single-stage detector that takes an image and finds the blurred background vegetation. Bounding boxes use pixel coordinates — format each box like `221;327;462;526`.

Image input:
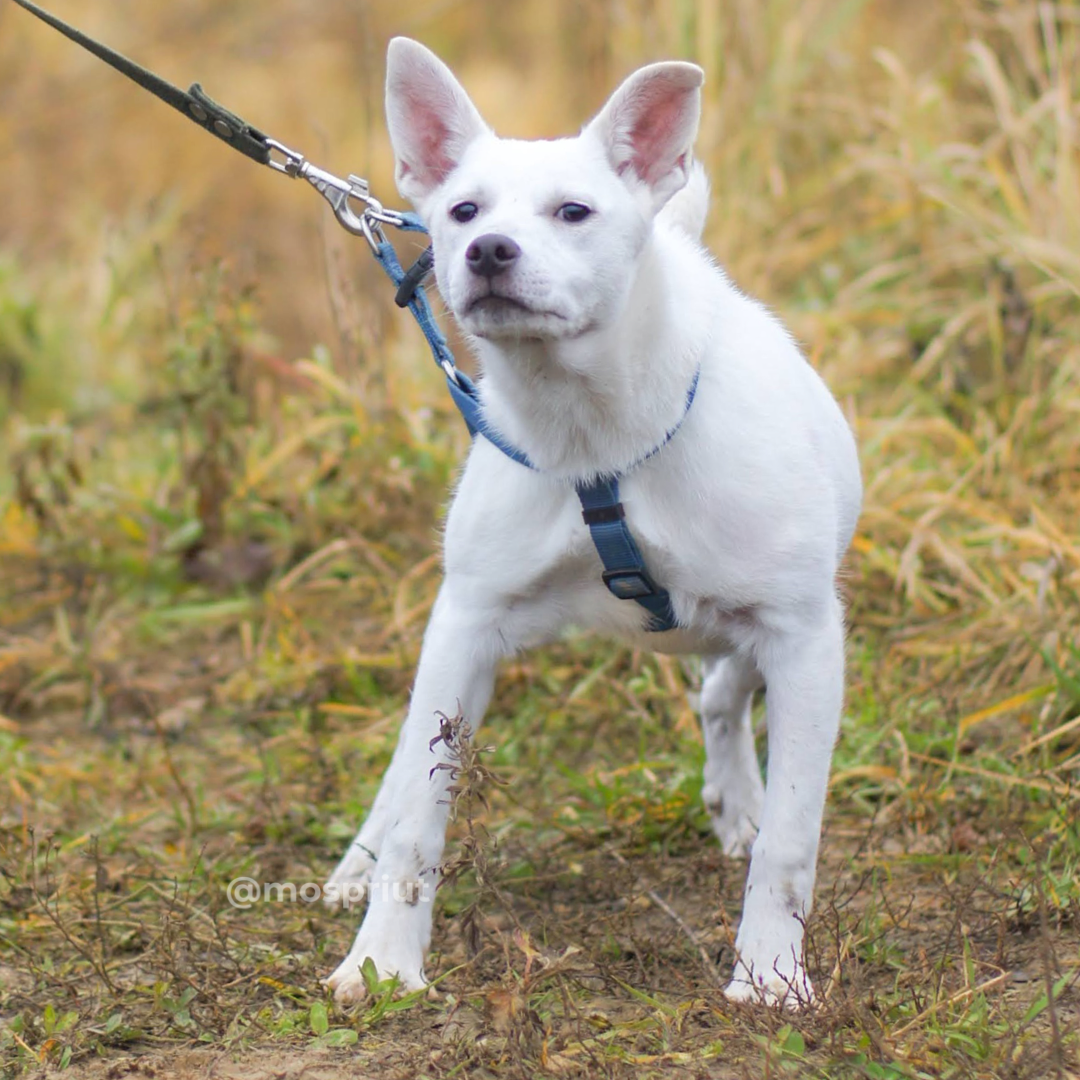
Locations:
2;0;1077;725
0;0;1078;1075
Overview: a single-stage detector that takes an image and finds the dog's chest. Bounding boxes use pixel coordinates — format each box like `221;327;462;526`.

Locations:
444;446;759;655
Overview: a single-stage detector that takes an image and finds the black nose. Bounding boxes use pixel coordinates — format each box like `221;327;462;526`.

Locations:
465;234;521;278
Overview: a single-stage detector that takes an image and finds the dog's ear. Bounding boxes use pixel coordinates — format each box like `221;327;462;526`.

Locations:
586;62;704;212
385;38;490;206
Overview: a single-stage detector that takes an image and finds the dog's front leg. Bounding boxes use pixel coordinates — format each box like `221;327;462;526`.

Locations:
725;595;845;1007
326;585;503;1003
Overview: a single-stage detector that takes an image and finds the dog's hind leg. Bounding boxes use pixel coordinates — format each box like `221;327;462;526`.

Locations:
323;727;411;908
699;652;766;857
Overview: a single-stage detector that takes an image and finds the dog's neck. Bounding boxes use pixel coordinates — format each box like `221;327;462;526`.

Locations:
471;233;706;480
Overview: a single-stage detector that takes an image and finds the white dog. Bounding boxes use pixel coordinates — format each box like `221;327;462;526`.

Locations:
324;37;862;1006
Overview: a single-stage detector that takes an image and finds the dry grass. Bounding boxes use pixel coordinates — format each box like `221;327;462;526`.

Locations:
1;1;1079;1077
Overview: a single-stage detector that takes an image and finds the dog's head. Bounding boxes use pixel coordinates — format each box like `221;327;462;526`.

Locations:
385;38;703;343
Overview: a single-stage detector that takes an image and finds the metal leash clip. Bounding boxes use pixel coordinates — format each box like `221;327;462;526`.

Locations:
266;138;406;253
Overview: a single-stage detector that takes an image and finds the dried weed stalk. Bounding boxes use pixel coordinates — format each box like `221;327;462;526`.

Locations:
430;709;512;957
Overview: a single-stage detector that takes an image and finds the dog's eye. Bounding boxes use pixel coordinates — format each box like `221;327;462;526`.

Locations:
556;202;592;224
450;202;479;223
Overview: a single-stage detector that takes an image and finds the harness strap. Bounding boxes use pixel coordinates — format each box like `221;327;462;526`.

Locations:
577;477;678;632
11;0;274;167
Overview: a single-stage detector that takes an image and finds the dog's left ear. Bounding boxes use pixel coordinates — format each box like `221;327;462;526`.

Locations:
585;62;704;213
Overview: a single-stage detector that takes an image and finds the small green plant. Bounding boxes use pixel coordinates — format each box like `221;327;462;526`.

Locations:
353;957;429;1026
306;1000;358;1046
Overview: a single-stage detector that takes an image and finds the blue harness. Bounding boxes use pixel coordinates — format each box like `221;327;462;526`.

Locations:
374;217;697;633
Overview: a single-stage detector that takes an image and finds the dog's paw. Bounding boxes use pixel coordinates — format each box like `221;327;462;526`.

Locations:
707;800;759;857
724;943;815;1011
702;784;762;858
323;844;377;909
326;893;434;1005
325;943;427;1005
724;969;815;1011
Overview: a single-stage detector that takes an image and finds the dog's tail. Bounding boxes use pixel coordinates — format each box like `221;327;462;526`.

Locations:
659;159;710;241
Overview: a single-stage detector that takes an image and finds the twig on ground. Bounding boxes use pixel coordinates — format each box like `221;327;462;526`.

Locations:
608;848;724;988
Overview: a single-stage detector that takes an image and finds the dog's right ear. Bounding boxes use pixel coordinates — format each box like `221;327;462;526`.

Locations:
385;38;490;206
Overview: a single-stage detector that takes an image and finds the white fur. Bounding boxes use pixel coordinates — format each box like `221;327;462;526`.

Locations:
325;38;862;1008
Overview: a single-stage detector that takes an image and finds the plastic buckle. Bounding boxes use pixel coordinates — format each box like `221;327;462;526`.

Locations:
582;503;626;526
602;568;659;600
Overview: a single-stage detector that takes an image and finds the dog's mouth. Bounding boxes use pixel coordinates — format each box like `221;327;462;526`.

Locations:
465;292;538;316
460;289;578;341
